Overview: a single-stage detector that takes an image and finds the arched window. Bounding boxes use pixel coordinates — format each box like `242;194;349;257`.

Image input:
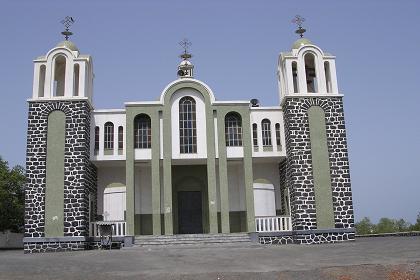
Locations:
252;123;258;147
94;126;100;152
38;65;46;97
292;61;299;93
73;64;80;96
225;112;242;147
179;96;197;153
275;123;281;147
324;61;332;93
261;119;272;146
118;126;124;150
104;122;114;150
304;53;318;93
53;55;66;97
134;114;151;149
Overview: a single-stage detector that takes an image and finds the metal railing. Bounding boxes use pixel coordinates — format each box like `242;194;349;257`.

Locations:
255;216;292;232
89;221;127;237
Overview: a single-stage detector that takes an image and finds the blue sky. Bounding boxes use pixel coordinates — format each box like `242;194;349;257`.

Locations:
0;0;419;223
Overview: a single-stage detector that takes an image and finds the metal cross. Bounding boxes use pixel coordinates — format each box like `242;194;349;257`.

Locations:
292;15;306;38
60;16;75;40
179;38;192;55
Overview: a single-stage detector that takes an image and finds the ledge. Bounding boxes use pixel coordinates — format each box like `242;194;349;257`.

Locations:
23;236;89;243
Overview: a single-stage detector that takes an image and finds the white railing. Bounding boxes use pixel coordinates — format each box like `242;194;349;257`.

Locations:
89;221;127;237
255;216;292;232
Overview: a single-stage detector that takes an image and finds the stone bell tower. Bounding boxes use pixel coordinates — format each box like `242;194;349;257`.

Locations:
24;17;97;253
278;16;355;244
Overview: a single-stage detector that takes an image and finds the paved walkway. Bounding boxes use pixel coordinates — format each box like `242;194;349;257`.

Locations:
0;236;419;279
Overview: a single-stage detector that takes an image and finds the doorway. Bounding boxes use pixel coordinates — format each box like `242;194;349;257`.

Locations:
178;191;203;234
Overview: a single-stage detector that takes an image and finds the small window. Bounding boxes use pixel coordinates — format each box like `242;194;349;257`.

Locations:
179;96;197;153
275;123;281;147
38;65;46;97
104;122;114;150
53;55;66;97
225;112;242;147
118;126;123;150
292;61;299;93
324;61;332;93
73;64;80;96
94;126;100;151
134;114;151;149
261;119;272;146
252;123;258;147
304;53;318;93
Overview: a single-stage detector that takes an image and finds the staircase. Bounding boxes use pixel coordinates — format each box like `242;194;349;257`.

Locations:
133;233;257;247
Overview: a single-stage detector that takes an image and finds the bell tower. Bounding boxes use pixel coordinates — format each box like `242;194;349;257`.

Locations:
24;17;97;253
278;16;355;244
177;38;194;78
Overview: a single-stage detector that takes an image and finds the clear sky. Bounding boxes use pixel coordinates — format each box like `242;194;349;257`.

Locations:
0;0;419;223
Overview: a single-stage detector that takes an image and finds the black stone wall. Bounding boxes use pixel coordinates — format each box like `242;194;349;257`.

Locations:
282;97;354;238
25;101;97;245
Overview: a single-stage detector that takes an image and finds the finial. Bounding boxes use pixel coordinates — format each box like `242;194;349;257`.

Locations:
179;38;192;60
60;16;75;40
292;15;306;38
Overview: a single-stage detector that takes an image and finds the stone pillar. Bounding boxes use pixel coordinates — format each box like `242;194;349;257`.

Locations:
150;110;161;235
217;111;230;233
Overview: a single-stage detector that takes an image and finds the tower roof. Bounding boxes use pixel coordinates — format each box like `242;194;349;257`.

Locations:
291;38;312;50
56;40;79;51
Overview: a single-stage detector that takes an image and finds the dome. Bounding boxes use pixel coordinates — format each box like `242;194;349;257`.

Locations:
56;40;79;51
291;38;312;50
179;60;192;66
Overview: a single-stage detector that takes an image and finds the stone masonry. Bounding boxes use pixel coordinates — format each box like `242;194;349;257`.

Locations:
282;96;354;244
24;100;97;253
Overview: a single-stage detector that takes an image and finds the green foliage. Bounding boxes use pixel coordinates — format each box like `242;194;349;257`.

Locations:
0;156;26;233
355;215;420;235
355;217;375;235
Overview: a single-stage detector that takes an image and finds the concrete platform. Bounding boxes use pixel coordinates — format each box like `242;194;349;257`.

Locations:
0;236;419;279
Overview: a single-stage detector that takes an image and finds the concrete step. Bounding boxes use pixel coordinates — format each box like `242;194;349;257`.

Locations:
134;233;255;247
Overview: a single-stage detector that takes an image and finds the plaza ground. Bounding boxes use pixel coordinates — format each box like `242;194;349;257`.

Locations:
0;236;419;280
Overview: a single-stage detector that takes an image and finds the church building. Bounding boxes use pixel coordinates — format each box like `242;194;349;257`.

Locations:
24;18;355;253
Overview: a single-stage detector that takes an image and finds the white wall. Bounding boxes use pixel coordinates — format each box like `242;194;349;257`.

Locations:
170;88;207;159
97;165;126;215
253;162;282;211
253;183;276;217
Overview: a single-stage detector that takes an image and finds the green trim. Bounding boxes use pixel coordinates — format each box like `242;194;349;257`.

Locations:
104;149;113;155
308;106;335;229
254;178;271;184
105;182;125;188
45;111;66;237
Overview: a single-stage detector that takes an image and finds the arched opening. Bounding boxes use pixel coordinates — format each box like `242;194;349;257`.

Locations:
225;112;242;147
304;53;318;93
94;126;100;154
252;123;258;148
53;55;66;97
324;61;332;93
261;119;272;147
179;96;197;153
253;179;276;217
118;126;124;150
73;64;80;96
292;61;299;93
275;123;281;147
134;114;151;149
104;122;114;153
38;65;46;97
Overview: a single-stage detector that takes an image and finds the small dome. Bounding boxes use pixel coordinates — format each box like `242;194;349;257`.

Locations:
179;60;192;66
56;40;79;51
291;38;312;50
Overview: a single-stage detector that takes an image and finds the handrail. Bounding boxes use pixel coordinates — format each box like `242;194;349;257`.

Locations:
255;216;292;232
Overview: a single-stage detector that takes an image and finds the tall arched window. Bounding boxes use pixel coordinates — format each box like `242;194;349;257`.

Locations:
261;119;272;146
275;123;281;147
179;96;197;153
292;61;299;93
324;61;332;93
134;114;151;149
53;55;66;97
104;122;114;150
38;65;46;97
304;53;318;93
94;126;100;152
225;112;242;147
118;126;124;150
73;64;80;96
252;123;258;147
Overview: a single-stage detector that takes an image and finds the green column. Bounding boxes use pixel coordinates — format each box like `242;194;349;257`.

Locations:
163;107;173;235
206;109;218;234
151;110;161;235
125;111;135;236
217;111;230;233
241;109;256;232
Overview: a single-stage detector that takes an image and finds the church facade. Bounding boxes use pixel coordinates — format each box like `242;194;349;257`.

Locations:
24;35;355;253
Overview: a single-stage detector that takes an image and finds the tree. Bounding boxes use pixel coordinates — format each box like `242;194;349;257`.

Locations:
376;217;397;234
355;217;375;235
410;212;420;231
395;218;411;232
0;156;26;233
